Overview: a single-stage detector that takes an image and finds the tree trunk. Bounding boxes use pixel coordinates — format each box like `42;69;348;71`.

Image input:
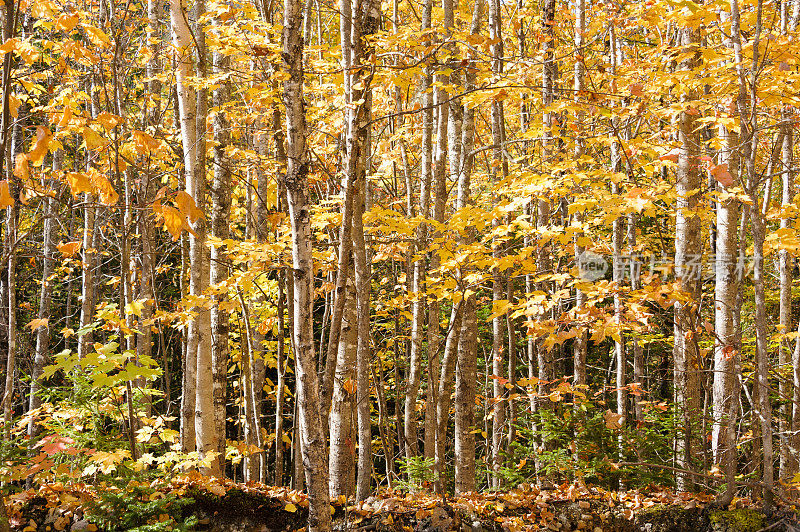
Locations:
328;278;357;499
210;33;232;477
282;0;330;523
451;0;482;494
404;0;434;463
673;22;703;491
27;156;58;440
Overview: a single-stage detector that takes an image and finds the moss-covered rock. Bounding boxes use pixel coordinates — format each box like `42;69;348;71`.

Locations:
708;509;764;532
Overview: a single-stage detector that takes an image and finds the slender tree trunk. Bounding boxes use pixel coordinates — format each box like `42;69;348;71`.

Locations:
673;22;703;491
275;272;287;486
27;158;58;439
451;0;482;494
488;0;508;488
210;34;232;477
628;215;644;424
404;0;434;462
172;0;199;453
353;129;373;502
712;16;742;499
282;0;330;523
455;294;477;494
329;278;357;499
778;109;794;478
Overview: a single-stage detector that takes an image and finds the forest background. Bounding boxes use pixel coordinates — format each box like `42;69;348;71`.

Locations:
1;0;800;529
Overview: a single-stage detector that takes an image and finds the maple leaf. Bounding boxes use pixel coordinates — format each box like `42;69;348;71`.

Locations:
57;241;82;257
710;163;734;187
0;180;13;208
27;318;48;331
28;126;53;165
38;435;76;456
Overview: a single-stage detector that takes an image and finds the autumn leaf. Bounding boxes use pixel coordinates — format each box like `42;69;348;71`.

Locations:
174;191;205;223
27;318;48;331
658;148;680;163
56;13;80;32
710;163;734;188
603;410;624;430
284;503;298;513
14;153;29;179
28;126;53;165
628;82;644;97
82;24;111;47
57;241;82;257
81;126;109;150
154;204;190;240
0;180;13;208
89;170;119;205
131;130;160;154
65;172;93;197
96;111;124;132
38;435;76;456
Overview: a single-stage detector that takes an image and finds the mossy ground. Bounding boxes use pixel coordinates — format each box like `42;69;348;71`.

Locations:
708;509;764;532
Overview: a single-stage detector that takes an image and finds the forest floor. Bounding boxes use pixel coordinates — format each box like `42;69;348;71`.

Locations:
4;474;799;532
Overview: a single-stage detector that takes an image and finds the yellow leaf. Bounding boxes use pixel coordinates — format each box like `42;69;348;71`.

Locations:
65;173;88;197
96;112;123;132
125;300;145;317
9;93;20;118
56;13;79;32
57;241;82;257
131;130;159;154
343;378;356;395
82;24;111;47
0;180;13;208
174;191;204;223
0;38;18;54
14;153;29;179
89;170;119;205
27;318;48;330
154;204;188;240
81;126;108;150
28;126;53;165
284;503;297;513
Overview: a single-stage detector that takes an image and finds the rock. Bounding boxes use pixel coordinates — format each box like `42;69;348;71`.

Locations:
70;519;90;532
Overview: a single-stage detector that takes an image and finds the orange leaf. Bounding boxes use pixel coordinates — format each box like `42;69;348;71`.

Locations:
0;180;13;208
96;112;123;132
14;153;29;179
155;204;187;240
131;130;160;154
81;126;108;150
57;241;82;257
28;126;53;165
658;148;680;163
39;435;76;456
65;172;93;197
27;318;48;330
90;171;119;205
710;163;734;188
56;13;79;32
174;191;204;223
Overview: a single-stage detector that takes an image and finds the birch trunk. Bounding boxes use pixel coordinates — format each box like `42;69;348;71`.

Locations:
211;36;232;476
171;0;198;453
673;23;703;491
27;156;58;439
282;0;330;522
328;279;357;498
404;0;434;462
